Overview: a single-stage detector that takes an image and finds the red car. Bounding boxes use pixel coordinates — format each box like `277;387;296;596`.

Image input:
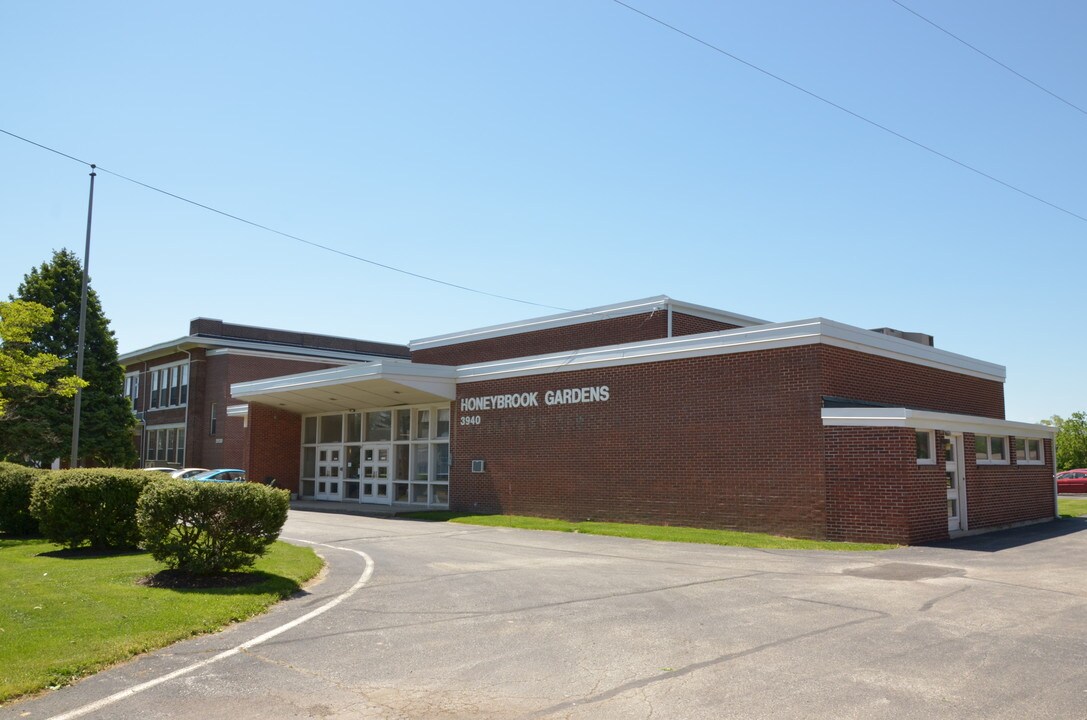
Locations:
1057;469;1087;493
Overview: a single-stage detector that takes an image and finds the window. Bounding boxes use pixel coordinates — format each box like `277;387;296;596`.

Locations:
209;403;217;435
147;362;189;410
975;434;1008;464
123;373;140;409
144;425;185;467
1015;437;1044;465
916;430;935;464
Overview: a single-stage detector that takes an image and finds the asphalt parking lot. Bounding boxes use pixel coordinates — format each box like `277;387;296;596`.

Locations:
5;510;1087;720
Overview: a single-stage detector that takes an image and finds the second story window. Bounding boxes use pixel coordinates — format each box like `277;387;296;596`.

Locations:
148;362;189;410
123;373;140;409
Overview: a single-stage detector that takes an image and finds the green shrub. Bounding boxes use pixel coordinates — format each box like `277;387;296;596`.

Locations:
0;462;46;535
30;469;155;549
137;480;289;574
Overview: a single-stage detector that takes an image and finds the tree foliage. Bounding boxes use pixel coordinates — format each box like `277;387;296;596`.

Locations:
0;249;136;467
1043;412;1087;471
0;300;85;418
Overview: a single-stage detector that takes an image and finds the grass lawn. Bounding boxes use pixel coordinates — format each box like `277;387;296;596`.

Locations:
0;539;322;703
1059;497;1087;518
399;511;895;551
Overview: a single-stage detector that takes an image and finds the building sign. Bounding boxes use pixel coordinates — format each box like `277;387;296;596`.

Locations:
459;385;610;425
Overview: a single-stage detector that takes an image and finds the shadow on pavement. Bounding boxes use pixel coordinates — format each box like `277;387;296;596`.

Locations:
925;517;1087;553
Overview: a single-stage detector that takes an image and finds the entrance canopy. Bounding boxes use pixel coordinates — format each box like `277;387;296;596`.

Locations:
231;360;457;414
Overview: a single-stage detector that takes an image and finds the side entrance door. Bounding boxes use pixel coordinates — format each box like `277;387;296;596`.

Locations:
944;433;966;533
315;445;343;501
360;443;392;505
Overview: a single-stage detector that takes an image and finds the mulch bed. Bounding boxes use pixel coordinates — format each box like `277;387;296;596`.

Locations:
138;570;267;589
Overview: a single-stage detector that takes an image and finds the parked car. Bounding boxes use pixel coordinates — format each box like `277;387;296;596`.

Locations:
170;467;210;479
190;468;247;483
144;467;176;474
1057;469;1087;494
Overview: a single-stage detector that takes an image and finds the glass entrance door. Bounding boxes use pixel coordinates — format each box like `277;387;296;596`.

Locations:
945;433;966;533
316;445;343;501
360;444;392;504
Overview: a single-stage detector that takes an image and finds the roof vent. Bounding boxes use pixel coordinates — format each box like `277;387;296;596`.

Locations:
869;327;934;347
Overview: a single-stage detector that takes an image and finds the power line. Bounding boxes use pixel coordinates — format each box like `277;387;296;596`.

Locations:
0;128;571;313
610;0;1087;225
890;0;1087;118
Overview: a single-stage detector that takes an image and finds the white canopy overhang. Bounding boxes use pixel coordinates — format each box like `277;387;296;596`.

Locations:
231;360;457;415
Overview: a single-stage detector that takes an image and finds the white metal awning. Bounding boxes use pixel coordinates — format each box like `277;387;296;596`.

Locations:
231;360;457;414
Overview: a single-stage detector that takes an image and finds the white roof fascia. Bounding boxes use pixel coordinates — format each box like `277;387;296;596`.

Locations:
120;336;395;365
455;318;1006;384
821;408;1056;438
204;347;376;365
409;296;768;350
231;360;457;400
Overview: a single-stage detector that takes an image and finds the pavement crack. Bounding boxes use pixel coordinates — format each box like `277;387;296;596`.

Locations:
919;585;969;612
519;610;886;719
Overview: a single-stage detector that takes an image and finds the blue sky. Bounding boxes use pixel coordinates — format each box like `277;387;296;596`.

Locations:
2;1;1083;423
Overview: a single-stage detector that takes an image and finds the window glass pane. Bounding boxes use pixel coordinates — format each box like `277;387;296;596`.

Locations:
1015;438;1026;458
169;367;180;406
1029;440;1041;461
320;415;343;444
166;428;176;463
302;447;317;478
177;429;185;466
915;431;931;460
411;484;428;503
346;413;363;443
150;371;159;408
396;410;411;441
413;444;429;481
975;435;988;460
345;482;360;500
303;416;317;444
302;479;316;497
990;436;1005;460
146;430;157;463
395;483;410;502
416;410;430;439
366;411;391;441
436;409;450;439
435;444;449;480
943;435;955;462
395;444;409;481
432;485;449;505
179;364;189;404
346;445;361;479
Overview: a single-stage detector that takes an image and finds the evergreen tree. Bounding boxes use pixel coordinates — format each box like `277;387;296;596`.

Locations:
0;249;137;467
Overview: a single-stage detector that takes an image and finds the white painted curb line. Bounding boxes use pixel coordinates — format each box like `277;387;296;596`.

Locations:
46;539;374;720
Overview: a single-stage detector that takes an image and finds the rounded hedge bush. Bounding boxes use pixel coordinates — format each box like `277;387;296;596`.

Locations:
137;479;289;574
30;468;155;549
0;462;46;536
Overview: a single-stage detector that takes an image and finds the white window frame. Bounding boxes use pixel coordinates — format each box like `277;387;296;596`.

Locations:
975;434;1009;465
915;430;936;465
144;423;187;467
147;360;190;410
123;372;140;409
1015;437;1045;466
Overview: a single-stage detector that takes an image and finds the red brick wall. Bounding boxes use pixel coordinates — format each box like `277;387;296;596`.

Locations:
671;313;741;337
412;312;742;366
824;427;947;544
451;346;827;539
244;404;302;495
197;354;343;470
963;434;1055;530
820;346;1005;419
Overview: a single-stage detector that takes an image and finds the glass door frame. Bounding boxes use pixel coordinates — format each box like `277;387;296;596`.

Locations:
315;444;344;501
945;432;967;533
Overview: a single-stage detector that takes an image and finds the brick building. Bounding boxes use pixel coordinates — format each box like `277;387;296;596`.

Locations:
223;296;1054;544
119;318;409;473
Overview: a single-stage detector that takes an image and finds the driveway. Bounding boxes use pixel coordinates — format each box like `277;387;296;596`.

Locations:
5;511;1087;719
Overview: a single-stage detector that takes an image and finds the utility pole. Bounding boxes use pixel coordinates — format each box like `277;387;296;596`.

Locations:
70;164;96;468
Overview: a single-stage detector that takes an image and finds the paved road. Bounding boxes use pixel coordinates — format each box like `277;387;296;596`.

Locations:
6;511;1087;719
